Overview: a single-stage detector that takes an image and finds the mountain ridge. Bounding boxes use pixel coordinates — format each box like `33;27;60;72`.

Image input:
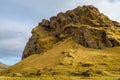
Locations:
0;62;9;72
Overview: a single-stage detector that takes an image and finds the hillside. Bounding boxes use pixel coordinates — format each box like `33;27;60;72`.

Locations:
0;5;120;79
0;62;9;72
1;38;120;77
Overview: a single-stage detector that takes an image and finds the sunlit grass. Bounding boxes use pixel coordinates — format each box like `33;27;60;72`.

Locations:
0;76;120;80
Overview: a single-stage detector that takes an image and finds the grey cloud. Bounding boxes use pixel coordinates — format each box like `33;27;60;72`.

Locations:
0;30;26;60
0;30;23;40
0;49;22;58
0;0;79;22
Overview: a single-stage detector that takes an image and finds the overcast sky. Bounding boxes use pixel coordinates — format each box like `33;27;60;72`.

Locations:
0;0;120;65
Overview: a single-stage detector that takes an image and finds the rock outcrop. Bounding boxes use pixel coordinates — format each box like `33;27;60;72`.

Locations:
22;5;120;59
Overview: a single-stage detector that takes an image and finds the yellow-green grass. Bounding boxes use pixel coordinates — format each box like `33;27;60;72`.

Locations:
0;38;120;79
0;76;120;80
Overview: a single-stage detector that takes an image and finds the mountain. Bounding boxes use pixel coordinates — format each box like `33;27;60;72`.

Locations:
1;5;120;77
22;5;120;59
0;62;9;71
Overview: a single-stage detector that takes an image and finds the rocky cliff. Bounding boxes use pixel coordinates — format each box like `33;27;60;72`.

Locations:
22;5;120;59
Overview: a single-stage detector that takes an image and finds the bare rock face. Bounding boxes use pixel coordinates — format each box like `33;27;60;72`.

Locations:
22;5;120;59
64;25;120;49
22;26;56;58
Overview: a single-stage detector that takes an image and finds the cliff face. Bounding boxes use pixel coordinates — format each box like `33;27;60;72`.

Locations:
22;5;120;59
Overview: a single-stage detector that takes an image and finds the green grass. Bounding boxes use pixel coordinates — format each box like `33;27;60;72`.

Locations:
0;76;72;80
0;76;120;80
1;38;120;79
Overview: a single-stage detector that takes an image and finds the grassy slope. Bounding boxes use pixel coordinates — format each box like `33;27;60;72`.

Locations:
0;76;120;80
0;38;120;79
0;62;9;72
0;62;9;69
0;38;76;75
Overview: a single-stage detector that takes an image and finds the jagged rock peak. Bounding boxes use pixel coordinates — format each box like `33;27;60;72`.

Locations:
22;5;120;59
